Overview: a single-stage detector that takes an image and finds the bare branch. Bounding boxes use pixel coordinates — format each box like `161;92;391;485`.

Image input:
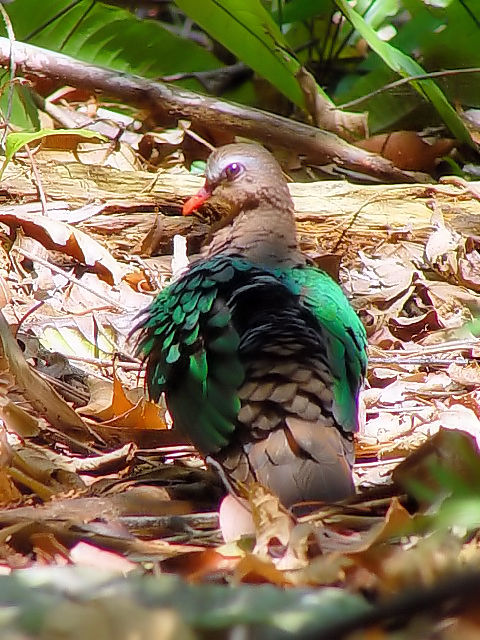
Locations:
0;37;420;183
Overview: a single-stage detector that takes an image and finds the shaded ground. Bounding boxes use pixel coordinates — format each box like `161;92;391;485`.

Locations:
0;111;480;638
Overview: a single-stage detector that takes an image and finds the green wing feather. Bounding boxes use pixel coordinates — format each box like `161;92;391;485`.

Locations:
136;256;249;455
136;254;367;453
278;266;367;433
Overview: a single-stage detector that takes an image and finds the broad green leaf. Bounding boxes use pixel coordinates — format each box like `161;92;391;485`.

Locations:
0;84;40;131
174;0;306;107
3;1;221;86
334;0;475;146
1;128;107;177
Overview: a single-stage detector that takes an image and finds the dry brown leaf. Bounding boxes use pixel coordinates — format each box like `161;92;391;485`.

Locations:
356;132;456;171
234;552;291;585
425;224;461;266
160;548;239;582
0;311;91;438
249;484;294;557
390;308;443;341
11;442;86;496
351;253;415;311
392;427;479;498
1;399;42;438
81;373;167;430
0;210;124;285
448;362;480;387
458;236;480;292
31;532;70;565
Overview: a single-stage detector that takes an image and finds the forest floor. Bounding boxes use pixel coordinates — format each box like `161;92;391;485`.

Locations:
0;114;480;639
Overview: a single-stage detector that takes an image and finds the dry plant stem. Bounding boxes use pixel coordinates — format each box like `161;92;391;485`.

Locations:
31;90;79;128
8;465;56;500
39;371;92;404
13;246;126;310
59;353;141;370
0;4;15;145
369;356;471;365
71;442;134;471
119;512;219;531
24;144;48;214
375;339;480;358
45;425;105;454
0;38;417;183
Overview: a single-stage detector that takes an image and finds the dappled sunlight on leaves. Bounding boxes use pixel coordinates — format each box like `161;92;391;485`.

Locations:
0;60;478;639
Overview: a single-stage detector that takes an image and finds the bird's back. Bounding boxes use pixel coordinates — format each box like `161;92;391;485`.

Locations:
137;253;366;507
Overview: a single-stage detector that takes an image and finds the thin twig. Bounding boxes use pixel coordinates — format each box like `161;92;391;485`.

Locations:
0;3;15;147
338;67;480;109
23;143;49;214
369;356;473;366
371;339;480;358
12;246;127;310
57;353;141;370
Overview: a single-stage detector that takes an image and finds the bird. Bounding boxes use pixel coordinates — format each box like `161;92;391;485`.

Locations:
135;143;367;508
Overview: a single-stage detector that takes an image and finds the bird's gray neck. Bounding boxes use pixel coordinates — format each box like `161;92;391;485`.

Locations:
203;203;304;269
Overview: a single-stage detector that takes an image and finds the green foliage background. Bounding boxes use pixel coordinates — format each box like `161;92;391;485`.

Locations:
0;1;479;141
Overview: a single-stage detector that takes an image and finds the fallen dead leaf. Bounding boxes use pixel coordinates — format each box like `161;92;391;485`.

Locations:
81;373;167;430
0;209;125;285
0;311;91;439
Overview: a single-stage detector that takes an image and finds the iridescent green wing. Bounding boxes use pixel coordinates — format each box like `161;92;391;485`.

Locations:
280;266;367;433
136;256;252;454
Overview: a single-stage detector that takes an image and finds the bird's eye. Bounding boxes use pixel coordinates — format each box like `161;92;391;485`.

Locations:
223;162;243;181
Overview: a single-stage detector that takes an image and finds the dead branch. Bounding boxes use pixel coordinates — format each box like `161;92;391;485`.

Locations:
0;37;419;184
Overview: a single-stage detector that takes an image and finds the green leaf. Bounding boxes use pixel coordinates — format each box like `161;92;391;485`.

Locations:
174;0;306;107
334;0;475;146
273;0;333;24
1;128;107;177
3;0;221;87
0;83;40;131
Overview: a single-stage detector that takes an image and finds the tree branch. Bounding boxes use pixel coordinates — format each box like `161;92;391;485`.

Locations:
0;37;419;184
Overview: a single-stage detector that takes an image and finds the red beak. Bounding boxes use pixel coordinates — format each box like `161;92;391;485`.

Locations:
182;186;211;216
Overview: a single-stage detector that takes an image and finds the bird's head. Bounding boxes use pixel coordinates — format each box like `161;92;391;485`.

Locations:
182;143;291;217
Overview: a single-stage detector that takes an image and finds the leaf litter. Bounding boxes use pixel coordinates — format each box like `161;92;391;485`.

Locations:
0;91;480;639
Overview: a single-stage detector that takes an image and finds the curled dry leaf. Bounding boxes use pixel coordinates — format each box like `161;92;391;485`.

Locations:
425;224;461;266
355;131;456;172
81;373;167;430
0;210;124;285
389;308;443;342
11;442;86;496
350;253;415;311
247;484;300;570
234;552;291;585
0;312;91;439
392;427;480;500
219;494;255;543
448;362;480;388
0;425;22;506
458;235;480;292
160;548;239;582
